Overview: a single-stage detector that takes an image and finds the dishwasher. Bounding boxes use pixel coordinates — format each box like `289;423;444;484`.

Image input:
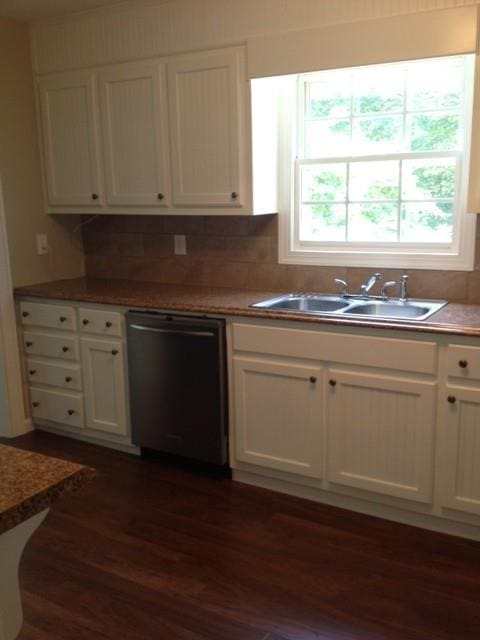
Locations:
126;311;228;469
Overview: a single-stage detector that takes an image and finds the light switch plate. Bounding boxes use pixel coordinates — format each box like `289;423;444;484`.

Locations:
174;234;187;255
36;233;49;255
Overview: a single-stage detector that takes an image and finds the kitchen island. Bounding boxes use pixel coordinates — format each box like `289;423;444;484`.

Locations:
0;444;95;640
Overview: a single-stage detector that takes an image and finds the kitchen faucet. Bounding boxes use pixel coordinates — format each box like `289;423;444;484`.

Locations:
334;272;409;301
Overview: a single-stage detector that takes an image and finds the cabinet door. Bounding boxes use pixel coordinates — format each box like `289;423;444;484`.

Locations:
99;63;169;206
38;71;102;206
168;49;244;208
233;357;323;477
327;370;436;503
441;386;480;516
81;338;127;436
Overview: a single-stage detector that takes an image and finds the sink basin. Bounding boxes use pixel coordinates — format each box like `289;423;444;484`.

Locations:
343;302;430;319
252;295;350;313
251;294;447;321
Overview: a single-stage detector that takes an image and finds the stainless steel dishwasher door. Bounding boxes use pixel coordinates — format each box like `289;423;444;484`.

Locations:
126;312;228;466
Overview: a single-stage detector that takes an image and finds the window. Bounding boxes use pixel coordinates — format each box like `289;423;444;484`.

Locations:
281;55;477;269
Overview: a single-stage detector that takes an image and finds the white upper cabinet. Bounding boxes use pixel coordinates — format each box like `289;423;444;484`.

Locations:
37;47;277;216
38;71;103;207
99;62;169;206
167;49;244;208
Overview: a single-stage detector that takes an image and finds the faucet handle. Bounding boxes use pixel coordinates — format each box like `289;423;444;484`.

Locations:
334;278;348;296
381;281;396;300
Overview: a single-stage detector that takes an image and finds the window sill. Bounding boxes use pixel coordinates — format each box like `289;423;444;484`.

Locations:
279;247;475;271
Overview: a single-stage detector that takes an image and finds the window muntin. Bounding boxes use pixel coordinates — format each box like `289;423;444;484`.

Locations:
296;57;469;250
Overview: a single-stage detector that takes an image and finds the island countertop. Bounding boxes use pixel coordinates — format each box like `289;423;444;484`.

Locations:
0;444;96;535
13;276;480;337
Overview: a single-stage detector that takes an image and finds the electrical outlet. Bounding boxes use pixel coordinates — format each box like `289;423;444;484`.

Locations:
174;235;187;255
36;233;49;255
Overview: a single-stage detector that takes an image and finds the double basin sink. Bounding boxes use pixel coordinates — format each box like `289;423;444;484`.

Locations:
251;294;447;321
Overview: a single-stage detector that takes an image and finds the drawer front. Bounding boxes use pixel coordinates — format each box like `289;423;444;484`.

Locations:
30;387;84;429
79;307;123;337
23;331;79;361
27;359;82;391
20;301;76;331
447;345;480;381
232;323;437;375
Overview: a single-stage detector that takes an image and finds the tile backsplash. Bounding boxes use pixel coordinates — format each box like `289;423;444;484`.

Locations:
83;214;480;304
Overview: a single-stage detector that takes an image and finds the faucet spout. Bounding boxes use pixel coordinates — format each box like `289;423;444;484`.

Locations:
359;272;381;296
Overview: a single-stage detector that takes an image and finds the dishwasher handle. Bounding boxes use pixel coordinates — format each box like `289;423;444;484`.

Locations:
128;323;216;338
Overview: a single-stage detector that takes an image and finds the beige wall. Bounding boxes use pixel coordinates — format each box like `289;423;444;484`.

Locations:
0;17;84;287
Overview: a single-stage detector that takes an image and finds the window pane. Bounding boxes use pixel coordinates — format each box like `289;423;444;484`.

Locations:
407;59;462;111
400;202;454;243
348;203;398;242
306;120;350;157
407;113;460;152
352;116;402;154
349;160;399;201
402;158;456;200
300;204;346;241
307;76;351;118
301;164;347;202
353;66;404;115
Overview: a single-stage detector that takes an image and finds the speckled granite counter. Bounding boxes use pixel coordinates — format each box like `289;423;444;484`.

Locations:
14;276;480;337
0;444;95;535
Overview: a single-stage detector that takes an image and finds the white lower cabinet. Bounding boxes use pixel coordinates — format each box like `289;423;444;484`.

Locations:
440;385;480;516
20;300;131;449
233;356;323;477
81;337;128;436
326;369;436;503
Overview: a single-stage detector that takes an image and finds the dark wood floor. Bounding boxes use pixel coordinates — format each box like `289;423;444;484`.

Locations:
5;431;480;640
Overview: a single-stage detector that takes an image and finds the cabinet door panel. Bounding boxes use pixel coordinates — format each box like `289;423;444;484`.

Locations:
38;71;102;206
20;301;76;331
441;386;480;516
233;357;323;477
27;359;82;391
327;370;436;503
30;387;84;429
99;63;169;206
81;338;127;436
23;331;79;361
168;50;243;207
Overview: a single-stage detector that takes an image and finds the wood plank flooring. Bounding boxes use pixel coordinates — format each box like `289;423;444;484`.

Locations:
4;431;480;640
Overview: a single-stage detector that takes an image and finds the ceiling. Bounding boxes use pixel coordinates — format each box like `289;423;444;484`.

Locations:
0;0;130;22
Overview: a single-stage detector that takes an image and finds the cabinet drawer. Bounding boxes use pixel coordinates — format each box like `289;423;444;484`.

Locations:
27;359;82;391
447;345;480;381
79;307;123;337
23;331;79;361
232;323;437;375
20;301;76;331
30;387;84;429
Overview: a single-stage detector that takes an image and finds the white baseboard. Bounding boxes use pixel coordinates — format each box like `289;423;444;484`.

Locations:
233;469;480;542
34;423;140;455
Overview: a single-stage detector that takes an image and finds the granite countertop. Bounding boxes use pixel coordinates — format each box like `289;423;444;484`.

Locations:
13;276;480;337
0;444;96;535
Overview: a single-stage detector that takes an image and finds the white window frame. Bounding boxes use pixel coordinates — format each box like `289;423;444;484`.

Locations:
278;56;477;271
